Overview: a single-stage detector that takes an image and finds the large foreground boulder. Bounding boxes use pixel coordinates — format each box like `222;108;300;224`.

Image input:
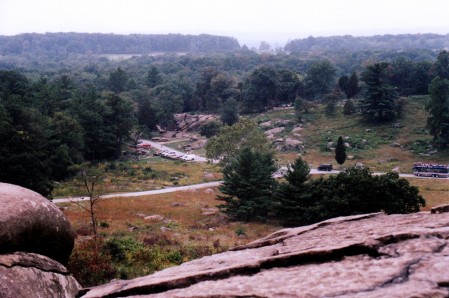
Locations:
82;212;449;297
0;183;74;265
0;252;81;298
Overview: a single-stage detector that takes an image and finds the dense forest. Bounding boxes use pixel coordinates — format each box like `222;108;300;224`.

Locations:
285;33;449;52
0;33;240;56
1;32;449;197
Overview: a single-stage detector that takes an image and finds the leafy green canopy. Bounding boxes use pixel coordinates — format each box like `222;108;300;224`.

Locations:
205;118;273;164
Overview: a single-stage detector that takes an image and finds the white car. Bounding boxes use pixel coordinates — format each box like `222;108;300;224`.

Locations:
181;155;195;161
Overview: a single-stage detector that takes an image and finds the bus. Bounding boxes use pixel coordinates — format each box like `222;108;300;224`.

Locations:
412;163;449;178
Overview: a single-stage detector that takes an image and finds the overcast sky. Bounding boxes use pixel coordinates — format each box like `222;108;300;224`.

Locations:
1;0;448;47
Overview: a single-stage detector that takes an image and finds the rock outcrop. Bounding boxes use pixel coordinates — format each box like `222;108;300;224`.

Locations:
0;252;81;298
81;211;449;297
0;182;75;265
174;113;219;132
0;183;81;298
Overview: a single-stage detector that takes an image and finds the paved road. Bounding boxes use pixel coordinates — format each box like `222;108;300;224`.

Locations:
53;181;221;203
53;169;430;204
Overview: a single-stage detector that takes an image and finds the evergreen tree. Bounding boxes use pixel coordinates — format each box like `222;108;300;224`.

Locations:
343;99;355;115
108;67;128;94
146;66;163;88
360;63;397;122
347;72;360;98
432;50;449;80
276;158;311;226
217;148;277;221
426;77;449;147
335;136;347;166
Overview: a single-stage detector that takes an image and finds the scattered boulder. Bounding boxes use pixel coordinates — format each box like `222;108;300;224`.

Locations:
0;183;75;265
81;212;449;297
144;215;166;221
292;126;303;133
175;113;219;132
285;138;303;149
201;207;219;216
265;127;285;135
0;252;81;298
259;121;272;128
204;188;215;194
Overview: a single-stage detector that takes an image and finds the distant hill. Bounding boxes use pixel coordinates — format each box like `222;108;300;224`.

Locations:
0;33;241;56
285;33;449;52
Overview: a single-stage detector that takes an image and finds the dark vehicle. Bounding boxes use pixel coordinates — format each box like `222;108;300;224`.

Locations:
317;164;333;171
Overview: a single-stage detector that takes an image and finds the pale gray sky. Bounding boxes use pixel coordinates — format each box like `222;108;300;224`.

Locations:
1;0;448;47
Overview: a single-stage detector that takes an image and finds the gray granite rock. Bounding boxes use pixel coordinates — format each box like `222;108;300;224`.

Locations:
0;183;75;265
0;252;81;298
82;212;449;297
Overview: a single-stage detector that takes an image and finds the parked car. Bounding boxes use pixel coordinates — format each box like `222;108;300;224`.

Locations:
317;164;333;171
180;155;195;161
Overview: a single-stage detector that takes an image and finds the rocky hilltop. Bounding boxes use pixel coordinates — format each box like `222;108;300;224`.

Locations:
2;182;449;297
82;211;449;297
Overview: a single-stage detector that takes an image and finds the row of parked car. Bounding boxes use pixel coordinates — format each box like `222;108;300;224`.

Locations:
154;150;195;161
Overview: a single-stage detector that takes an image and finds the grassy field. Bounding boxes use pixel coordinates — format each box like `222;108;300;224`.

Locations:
61;188;280;286
53;158;222;198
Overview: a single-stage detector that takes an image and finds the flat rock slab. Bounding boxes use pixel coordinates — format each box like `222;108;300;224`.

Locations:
82;212;449;297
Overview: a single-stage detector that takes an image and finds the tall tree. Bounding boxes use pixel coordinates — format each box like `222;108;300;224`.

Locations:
108;67;128;94
426;77;449;148
104;93;136;158
242;67;278;112
206;118;273;164
218;147;277;221
220;98;239;126
360;62;397;122
276;157;311;226
432;50;449;80
146;66;163;88
335;136;347;166
304;60;336;100
346;72;360;98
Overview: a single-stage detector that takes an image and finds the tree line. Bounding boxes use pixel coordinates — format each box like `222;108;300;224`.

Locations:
218;148;425;226
1;45;449;197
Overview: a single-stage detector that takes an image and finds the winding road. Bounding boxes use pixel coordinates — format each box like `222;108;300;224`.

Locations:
53;168;426;204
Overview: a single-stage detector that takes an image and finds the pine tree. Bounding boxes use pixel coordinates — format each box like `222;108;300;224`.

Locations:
335;136;347;166
276;158;311;226
427;77;449;148
217;148;277;221
360;63;397;122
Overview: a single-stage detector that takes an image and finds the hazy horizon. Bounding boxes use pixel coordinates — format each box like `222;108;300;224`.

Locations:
1;0;449;48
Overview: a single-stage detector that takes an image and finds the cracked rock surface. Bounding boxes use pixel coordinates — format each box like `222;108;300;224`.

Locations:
82;212;449;298
0;252;81;298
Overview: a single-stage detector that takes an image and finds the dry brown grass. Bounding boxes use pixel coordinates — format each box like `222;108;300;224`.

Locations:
407;178;449;211
61;188;280;248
